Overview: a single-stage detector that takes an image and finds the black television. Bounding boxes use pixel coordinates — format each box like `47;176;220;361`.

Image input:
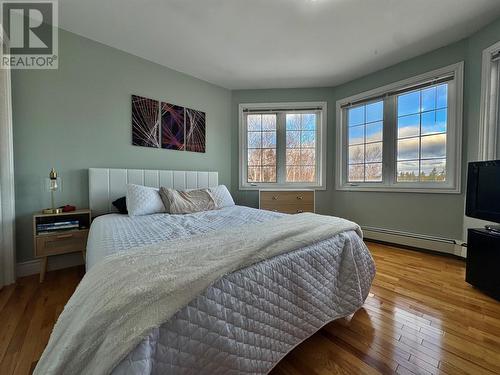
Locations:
466;160;500;227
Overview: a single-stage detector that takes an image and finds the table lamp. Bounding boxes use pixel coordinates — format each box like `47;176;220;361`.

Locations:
42;168;62;214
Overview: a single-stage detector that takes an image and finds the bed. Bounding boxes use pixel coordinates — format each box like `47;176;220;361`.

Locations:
35;168;376;375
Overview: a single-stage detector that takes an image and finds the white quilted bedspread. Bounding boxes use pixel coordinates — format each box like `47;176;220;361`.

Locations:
86;206;285;270
83;206;375;375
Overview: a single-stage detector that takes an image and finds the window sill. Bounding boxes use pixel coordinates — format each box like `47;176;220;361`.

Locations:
239;183;326;191
335;184;461;194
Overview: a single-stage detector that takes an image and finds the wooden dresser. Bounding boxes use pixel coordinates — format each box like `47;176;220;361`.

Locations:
259;190;315;214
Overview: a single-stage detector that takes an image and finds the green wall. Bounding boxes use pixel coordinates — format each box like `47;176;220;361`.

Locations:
12;18;500;263
232;17;500;240
12;29;232;262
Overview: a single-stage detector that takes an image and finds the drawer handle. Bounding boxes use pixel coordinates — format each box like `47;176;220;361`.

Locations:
297;210;303;213
272;196;278;200
56;233;74;239
297;196;303;200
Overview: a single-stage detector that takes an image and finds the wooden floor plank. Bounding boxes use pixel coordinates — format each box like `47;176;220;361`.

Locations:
0;242;499;375
0;277;38;369
0;285;15;312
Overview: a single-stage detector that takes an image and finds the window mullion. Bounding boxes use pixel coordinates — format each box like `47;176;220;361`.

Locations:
495;61;500;157
315;111;321;185
383;96;396;186
341;109;348;186
243;113;249;184
446;79;457;185
276;112;287;185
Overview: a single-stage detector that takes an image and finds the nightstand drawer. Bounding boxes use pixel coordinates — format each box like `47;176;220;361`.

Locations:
35;230;88;257
260;190;314;214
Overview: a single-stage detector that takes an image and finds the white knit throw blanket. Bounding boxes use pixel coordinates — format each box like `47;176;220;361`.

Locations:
34;213;361;375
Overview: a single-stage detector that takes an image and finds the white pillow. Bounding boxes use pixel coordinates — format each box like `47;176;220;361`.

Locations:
126;184;166;216
209;185;235;208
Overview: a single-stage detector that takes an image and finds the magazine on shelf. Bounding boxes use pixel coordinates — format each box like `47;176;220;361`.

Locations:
37;220;80;233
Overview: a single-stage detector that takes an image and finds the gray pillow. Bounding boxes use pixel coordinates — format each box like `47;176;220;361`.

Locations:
159;187;217;214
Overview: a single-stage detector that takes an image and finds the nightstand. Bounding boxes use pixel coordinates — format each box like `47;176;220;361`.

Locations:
33;209;91;282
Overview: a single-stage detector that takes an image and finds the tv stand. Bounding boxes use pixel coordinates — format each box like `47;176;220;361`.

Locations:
466;229;500;301
485;224;500;234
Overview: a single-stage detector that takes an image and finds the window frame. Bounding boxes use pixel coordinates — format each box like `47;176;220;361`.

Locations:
239;101;327;190
479;41;500;161
336;62;463;194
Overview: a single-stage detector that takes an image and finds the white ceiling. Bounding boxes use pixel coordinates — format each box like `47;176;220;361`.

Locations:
59;0;500;90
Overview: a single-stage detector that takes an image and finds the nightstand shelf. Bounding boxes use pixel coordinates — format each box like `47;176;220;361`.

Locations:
33;209;90;282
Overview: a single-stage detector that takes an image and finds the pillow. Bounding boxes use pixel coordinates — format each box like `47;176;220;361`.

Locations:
112;196;128;214
159;187;217;214
126;184;166;217
209;185;235;208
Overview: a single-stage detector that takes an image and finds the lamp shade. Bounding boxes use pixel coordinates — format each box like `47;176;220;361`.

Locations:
44;176;62;192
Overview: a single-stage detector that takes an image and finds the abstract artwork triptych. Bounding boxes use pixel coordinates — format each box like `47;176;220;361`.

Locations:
132;95;206;153
185;107;206;153
131;96;160;148
161;102;185;151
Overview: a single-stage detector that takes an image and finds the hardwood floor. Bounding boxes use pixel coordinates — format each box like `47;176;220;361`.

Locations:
1;242;499;374
0;266;84;374
271;243;500;375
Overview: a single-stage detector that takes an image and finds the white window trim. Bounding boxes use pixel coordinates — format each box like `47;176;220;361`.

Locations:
478;41;500;161
0;64;16;287
239;101;327;190
336;62;463;194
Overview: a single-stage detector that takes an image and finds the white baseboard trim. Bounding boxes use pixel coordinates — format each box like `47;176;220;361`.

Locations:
363;226;466;258
456;243;467;258
16;252;84;278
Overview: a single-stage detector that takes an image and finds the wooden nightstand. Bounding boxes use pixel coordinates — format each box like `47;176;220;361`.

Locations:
33;209;91;282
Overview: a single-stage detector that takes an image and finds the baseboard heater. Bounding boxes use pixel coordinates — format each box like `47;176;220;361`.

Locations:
362;226;466;258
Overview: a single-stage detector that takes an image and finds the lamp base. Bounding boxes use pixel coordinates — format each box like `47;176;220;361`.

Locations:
42;208;63;214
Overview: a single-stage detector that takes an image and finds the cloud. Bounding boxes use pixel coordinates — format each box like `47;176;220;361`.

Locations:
398;134;446;160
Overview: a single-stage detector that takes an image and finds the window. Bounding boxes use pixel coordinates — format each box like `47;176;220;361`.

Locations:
285;113;317;183
347;101;383;182
396;84;448;183
247;114;277;183
479;41;500;160
239;102;326;189
337;62;463;193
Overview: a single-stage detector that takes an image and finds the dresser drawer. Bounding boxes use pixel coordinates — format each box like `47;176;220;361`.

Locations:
260;191;314;214
35;230;88;257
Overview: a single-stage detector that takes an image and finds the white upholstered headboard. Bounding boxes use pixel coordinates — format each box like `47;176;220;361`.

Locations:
89;168;219;216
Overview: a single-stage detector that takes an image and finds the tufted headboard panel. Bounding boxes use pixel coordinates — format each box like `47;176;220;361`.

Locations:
89;168;218;216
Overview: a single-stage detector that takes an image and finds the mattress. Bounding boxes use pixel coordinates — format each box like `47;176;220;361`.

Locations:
86;206;375;374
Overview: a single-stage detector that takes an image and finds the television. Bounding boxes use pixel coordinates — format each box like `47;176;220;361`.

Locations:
466;160;500;226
